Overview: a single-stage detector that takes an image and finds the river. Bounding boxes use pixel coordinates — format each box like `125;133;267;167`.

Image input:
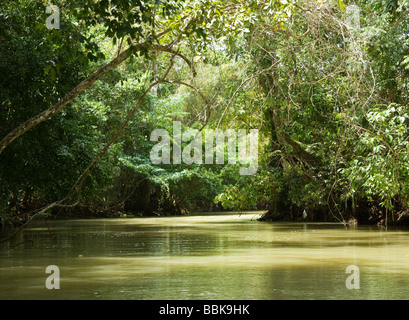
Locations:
1;211;409;300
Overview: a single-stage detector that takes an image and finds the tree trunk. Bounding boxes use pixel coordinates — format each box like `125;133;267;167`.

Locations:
152;52;158;97
0;39;186;156
272;107;317;169
0;46;135;156
142;180;153;216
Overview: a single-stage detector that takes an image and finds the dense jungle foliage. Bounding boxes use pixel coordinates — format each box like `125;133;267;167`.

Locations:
2;0;409;229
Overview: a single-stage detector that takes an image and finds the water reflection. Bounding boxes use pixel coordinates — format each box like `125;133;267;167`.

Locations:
1;212;409;299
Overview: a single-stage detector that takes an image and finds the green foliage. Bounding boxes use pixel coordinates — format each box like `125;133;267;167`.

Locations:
342;105;409;211
3;0;409;226
0;0;92;216
215;167;278;211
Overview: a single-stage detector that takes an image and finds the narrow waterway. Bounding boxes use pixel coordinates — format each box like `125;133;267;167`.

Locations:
1;212;409;300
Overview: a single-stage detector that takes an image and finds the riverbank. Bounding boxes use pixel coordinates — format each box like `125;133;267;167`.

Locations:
258;203;409;227
3;199;409;242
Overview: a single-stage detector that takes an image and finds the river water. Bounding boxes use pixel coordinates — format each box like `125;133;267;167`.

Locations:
1;211;409;300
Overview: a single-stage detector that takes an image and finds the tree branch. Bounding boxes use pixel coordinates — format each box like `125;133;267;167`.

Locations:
0;32;188;157
0;45;136;156
0;51;179;243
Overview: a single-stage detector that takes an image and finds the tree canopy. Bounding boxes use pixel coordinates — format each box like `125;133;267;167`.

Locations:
2;0;409;231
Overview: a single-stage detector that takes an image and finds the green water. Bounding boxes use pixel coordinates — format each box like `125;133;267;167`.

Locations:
1;212;409;300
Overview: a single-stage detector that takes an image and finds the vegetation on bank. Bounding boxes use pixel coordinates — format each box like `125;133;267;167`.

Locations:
2;0;409;231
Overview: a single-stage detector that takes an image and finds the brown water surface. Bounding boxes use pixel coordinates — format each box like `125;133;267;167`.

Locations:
1;212;408;299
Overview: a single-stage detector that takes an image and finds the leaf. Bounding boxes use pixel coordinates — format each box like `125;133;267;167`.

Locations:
44;65;52;75
337;0;346;12
50;67;56;80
